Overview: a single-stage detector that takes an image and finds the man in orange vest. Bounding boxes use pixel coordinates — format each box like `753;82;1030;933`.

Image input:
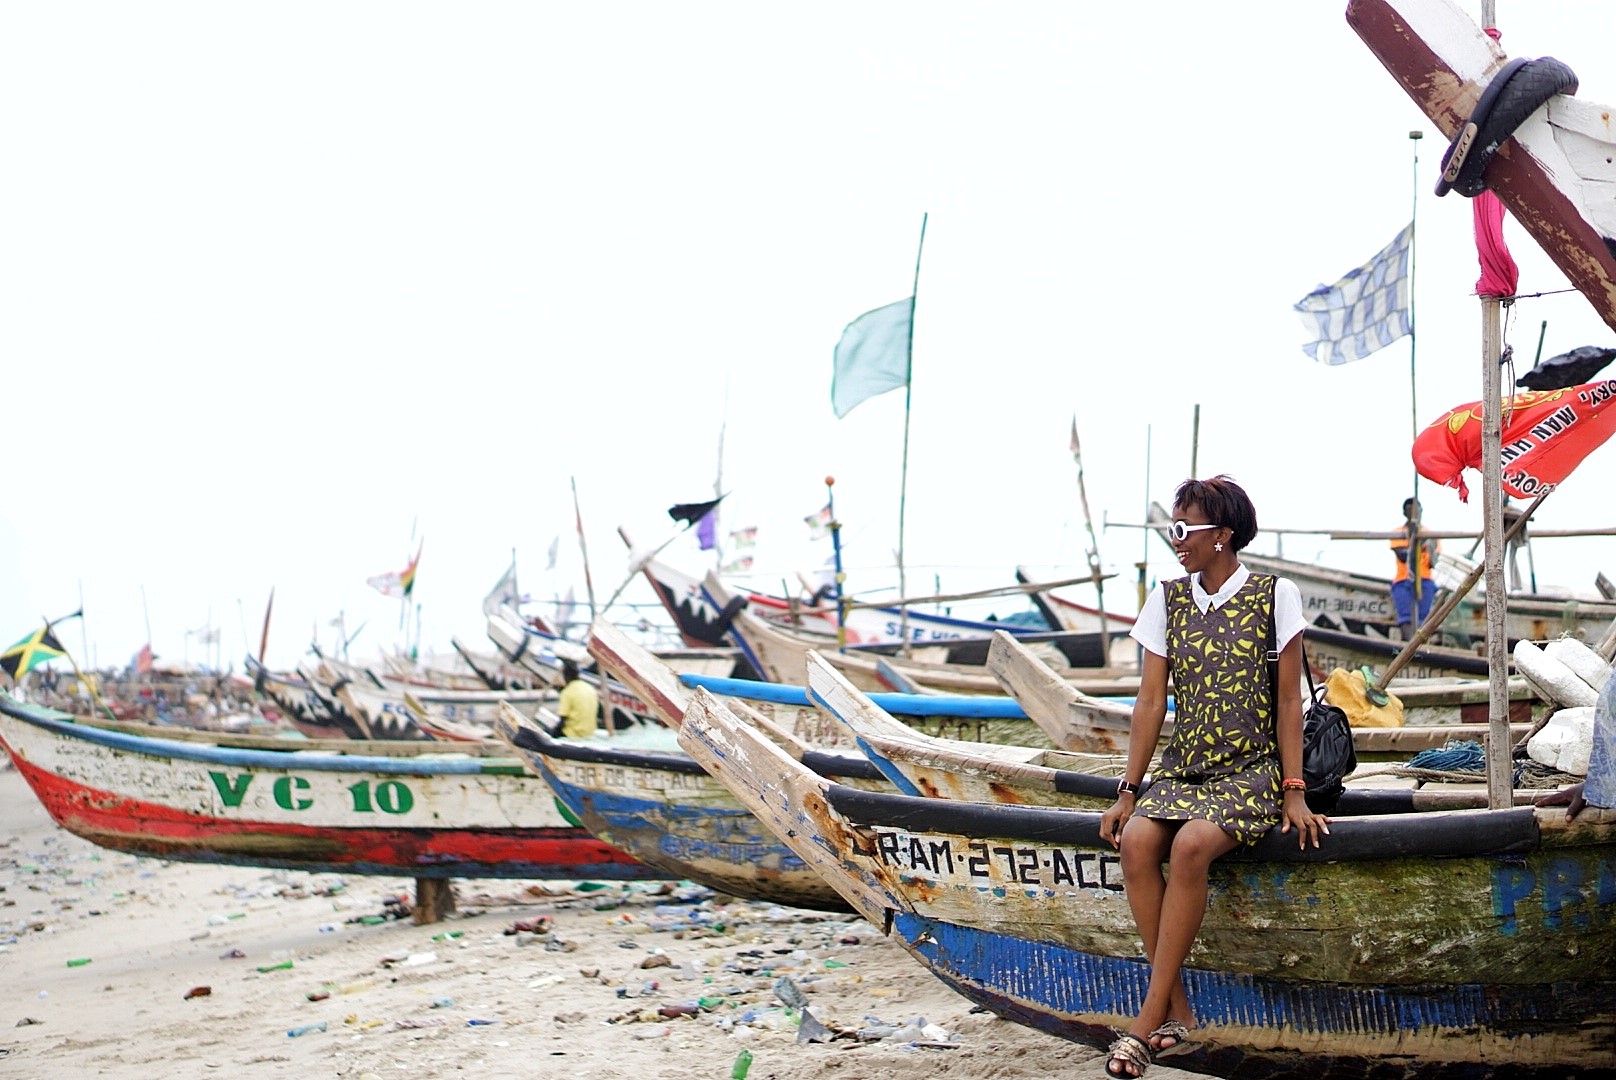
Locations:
1390;497;1439;641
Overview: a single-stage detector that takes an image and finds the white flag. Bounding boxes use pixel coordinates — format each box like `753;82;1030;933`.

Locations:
483;561;520;617
1294;223;1412;365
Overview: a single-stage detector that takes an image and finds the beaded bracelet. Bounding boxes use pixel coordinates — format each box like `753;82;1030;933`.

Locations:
1280;778;1307;793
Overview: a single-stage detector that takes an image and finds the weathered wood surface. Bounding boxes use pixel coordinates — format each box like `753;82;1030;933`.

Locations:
989;630;1536;759
1348;0;1616;337
492;704;859;912
807;650;1122;808
812;651;1540;814
678;688;1616;1078
590;616;1061;750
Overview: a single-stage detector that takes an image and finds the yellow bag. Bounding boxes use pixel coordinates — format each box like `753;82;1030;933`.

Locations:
1323;667;1405;728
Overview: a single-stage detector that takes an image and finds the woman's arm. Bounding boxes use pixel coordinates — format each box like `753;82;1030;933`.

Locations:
1275;632;1328;847
1100;649;1169;848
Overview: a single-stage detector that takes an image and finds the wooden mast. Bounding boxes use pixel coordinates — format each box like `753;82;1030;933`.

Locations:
1478;0;1512;809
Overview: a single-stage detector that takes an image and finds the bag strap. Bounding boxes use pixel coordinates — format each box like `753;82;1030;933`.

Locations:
1264;576;1318;709
1265;577;1279;706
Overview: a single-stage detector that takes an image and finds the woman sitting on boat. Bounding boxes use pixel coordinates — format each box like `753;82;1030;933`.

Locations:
1098;475;1331;1079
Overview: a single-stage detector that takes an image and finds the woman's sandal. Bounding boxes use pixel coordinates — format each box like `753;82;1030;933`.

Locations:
1147;1019;1194;1058
1105;1032;1153;1078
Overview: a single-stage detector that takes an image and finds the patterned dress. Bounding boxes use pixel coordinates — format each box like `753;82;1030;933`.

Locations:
1135;572;1282;845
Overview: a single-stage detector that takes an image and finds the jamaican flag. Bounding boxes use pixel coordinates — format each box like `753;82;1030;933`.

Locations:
1;624;65;682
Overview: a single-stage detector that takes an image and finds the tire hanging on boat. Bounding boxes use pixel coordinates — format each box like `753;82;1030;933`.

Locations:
1436;55;1579;197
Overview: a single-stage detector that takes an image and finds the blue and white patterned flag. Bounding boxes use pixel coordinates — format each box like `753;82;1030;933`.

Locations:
1295;224;1413;365
831;297;913;417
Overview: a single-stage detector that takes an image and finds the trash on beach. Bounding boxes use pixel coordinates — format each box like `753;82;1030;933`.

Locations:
287;1021;327;1037
183;985;212;1000
256;960;294;973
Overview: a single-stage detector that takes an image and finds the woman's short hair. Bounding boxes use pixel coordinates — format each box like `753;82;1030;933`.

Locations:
1173;474;1258;552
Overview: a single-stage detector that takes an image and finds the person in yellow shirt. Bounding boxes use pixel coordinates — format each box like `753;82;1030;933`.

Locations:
555;659;600;738
1390;497;1440;640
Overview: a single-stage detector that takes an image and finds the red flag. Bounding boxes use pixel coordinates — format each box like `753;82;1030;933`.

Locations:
1473;191;1518;299
1412;380;1616;501
134;643;154;675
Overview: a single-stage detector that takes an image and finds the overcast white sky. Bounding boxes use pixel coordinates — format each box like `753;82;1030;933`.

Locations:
4;1;1614;673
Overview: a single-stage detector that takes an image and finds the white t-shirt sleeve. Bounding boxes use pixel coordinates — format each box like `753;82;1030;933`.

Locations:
1276;577;1307;651
1128;582;1168;657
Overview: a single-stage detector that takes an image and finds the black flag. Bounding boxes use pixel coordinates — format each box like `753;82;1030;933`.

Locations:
667;496;725;527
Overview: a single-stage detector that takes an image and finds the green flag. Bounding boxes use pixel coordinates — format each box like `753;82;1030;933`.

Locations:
831;297;913;418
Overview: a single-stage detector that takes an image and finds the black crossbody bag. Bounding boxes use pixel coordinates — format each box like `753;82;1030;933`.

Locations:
1265;577;1356;813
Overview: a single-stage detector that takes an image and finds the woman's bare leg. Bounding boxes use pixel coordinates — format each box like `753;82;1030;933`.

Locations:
1128;819;1237;1043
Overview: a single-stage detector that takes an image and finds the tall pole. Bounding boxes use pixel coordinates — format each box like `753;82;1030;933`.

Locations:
1136;425;1152;672
895;212;927;657
1478;0;1510;809
77;579;89;675
1189;404;1200;479
1407;129;1427;626
828;476;847;651
140;584;153;663
571;476;598;624
1070;416;1110;665
1408;130;1423;450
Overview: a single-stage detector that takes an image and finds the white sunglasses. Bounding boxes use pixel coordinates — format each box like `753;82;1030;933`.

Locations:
1169;520;1220;542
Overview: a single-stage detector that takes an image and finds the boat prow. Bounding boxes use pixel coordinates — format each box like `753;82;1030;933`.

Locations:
1348;0;1616;331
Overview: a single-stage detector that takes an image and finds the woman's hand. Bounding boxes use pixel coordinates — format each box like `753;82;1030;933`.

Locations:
1100;796;1133;850
1277;790;1330;849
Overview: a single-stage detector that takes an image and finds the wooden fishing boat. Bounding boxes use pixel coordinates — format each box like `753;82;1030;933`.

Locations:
1143;501;1616;647
493;705;875;912
701;571;1139;696
635;545;1114;658
1298;621;1509;682
299;658;429;740
677;686;1616;1079
1016;566;1137;637
484;619;1075;910
807;648;1540;815
244;655;365;740
0;691;660;890
483;610;667;730
588;617;1056;750
449;636;551;691
335;677;550;741
986;630;1536;759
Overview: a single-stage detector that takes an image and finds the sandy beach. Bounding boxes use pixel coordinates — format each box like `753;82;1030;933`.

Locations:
0;764;1205;1080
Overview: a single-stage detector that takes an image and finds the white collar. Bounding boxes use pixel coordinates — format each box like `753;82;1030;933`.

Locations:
1190;563;1249;612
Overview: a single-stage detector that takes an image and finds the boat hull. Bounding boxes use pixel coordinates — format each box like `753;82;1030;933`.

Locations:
0;697;659;881
495;714;857;911
676;690;1616;1078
